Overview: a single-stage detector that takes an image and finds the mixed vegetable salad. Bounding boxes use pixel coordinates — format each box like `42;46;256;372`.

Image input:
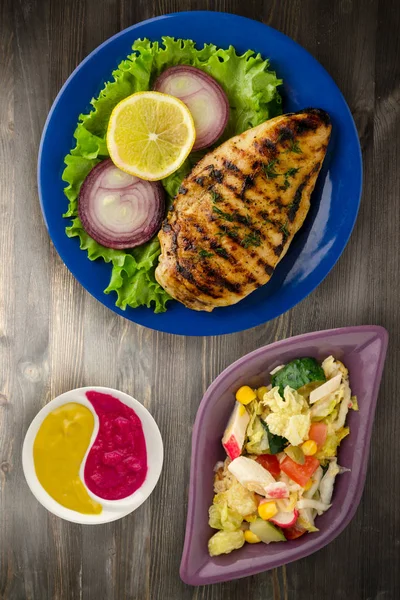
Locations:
62;37;282;313
208;356;357;556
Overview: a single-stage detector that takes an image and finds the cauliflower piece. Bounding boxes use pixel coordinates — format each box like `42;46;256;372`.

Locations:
208;530;245;556
263;386;311;446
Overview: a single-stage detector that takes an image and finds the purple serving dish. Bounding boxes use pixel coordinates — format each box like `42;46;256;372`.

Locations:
180;326;388;586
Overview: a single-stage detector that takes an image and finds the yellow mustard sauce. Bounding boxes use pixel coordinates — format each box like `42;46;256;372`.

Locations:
33;402;102;515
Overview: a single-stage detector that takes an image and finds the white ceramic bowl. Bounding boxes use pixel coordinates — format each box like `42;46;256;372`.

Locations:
22;386;163;524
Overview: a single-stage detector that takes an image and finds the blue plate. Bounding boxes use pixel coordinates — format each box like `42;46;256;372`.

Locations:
38;11;362;336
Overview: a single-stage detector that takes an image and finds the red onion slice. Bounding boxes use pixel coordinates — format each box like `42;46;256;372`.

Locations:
154;65;229;150
78;159;165;249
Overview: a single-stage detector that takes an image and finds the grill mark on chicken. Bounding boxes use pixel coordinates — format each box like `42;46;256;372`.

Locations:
229;142;265;165
273;243;284;257
240;174;255;199
223;182;243;198
257;258;275;276
277;126;294;142
288;181;307;222
254;138;278;157
304;108;331;126
223;159;240;172
296;117;319;134
208;167;224;183
202;265;243;293
175;262;222;299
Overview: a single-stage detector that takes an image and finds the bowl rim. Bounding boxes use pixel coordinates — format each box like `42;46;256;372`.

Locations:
180;325;388;584
22;386;163;524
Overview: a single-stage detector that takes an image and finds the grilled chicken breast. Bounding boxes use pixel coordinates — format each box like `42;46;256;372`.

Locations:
155;109;331;311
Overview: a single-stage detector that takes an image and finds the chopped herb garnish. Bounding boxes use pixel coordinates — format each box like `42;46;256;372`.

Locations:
216;225;239;240
263;159;279;179
215;247;229;258
210;190;223;203
241;232;262;248
286;140;302;154
281;167;300;190
228;227;240;239
237;213;253;226
280;221;289;238
285;167;301;177
212;206;234;222
198;249;213;258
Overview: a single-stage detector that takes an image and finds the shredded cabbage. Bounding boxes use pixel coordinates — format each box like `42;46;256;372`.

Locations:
315;427;349;463
263;387;310;446
322;356;348;379
332;381;351;430
319;458;340;506
209;502;243;531
350;396;359;411
245;414;269;454
297;508;319;533
310;385;343;419
297;498;331;514
303;466;323;499
277;492;297;513
218;482;258;517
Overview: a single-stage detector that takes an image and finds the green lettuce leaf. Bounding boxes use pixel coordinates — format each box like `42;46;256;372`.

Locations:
62;36;283;312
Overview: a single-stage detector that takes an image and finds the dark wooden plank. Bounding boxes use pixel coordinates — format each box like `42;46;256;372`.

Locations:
1;0;399;598
0;1;16;597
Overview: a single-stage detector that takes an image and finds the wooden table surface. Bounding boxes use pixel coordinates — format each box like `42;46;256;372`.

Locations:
1;0;399;598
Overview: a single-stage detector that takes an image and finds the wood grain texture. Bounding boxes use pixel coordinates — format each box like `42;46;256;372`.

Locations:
0;0;399;598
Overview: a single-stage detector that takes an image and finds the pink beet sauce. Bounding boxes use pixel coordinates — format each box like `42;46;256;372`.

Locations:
84;391;148;500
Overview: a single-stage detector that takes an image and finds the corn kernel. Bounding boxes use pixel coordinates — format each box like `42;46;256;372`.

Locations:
304;479;313;491
244;530;261;544
236;385;257;405
258;500;278;521
257;386;268;401
238;404;246;416
301;440;318;456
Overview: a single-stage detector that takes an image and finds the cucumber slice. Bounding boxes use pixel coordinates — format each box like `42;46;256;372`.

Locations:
249;518;286;543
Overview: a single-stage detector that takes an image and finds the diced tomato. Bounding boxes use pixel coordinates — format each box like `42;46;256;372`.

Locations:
308;422;328;448
256;454;281;478
280;455;320;487
284;525;306;540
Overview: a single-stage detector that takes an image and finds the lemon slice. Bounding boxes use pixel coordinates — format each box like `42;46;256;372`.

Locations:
106;91;196;181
